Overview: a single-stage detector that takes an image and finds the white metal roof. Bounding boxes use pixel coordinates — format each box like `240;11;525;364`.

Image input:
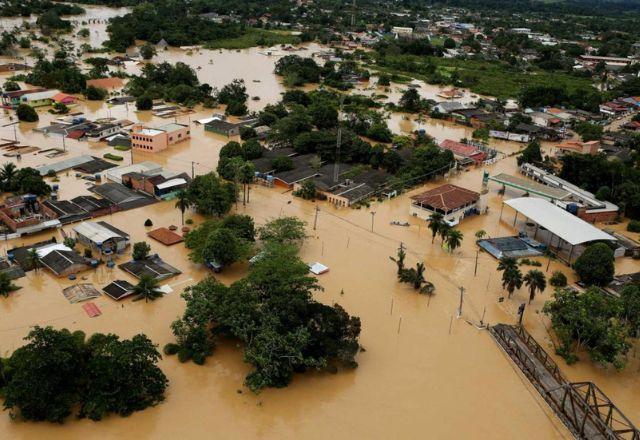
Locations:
73;221;123;245
22;90;58;101
35;243;72;258
504;197;615;246
156;178;187;190
104;161;162;182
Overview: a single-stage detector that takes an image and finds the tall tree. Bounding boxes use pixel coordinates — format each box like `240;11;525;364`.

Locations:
445;229;463;253
133;274;163;302
174;190;190;225
427;212;443;244
524;269;546;304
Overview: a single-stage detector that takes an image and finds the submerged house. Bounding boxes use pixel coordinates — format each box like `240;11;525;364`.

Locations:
73;221;130;254
410;184;482;225
35;243;90;277
0;195;61;236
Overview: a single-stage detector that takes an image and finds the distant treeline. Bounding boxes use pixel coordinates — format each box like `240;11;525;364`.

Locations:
424;0;640;16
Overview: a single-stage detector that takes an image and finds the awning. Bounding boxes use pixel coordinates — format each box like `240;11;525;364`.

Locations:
504;197;615;246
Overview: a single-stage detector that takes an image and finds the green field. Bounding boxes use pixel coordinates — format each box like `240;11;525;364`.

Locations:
370;55;594;99
204;28;301;50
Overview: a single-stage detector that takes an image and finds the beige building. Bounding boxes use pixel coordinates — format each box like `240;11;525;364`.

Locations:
130;123;190;153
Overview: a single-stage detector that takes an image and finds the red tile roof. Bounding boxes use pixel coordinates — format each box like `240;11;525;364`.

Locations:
410;184;480;212
147;227;184;246
86;77;124;90
439;139;487;163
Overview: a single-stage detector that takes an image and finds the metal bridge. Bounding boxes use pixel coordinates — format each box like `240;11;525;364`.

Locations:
490;324;640;440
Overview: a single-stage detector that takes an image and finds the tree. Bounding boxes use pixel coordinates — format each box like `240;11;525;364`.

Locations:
26;249;40;273
475;229;487;240
399;262;427;290
399;88;421;112
543;287;630;368
258;217;306;246
389;244;406;276
133;274;163;302
165;242;360;391
140;42;157;60
517;139;543;165
445;229;463;253
0;271;18;297
523;269;546;303
550;271;568;287
498;257;522;298
574;121;603;142
377;74;391;86
2;327;84;422
136;94;153;110
3;81;20;92
0;162;17;190
427;212;444;244
84;85;107;101
132;241;151;261
174;190;190;225
294;180;316;200
221;214;256;242
1;327;167;423
79;333;167;421
16;104;38;122
573;243;614;286
186;172;235;217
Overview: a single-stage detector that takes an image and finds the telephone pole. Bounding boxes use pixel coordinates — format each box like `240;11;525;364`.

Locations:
457;286;465;318
313;205;320;230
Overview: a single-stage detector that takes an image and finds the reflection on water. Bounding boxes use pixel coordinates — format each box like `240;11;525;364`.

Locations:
0;5;636;440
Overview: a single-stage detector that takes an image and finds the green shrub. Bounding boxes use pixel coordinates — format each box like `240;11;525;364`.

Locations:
163;343;179;355
628;220;640;233
550;271;568;287
103;153;123;161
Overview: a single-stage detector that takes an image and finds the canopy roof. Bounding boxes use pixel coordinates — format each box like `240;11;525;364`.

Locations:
504;197;615;246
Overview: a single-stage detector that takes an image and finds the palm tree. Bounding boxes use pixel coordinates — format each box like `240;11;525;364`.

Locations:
438;223;451;244
0;271;18;297
0;162;17;190
497;256;522;298
427;212;444;244
399;262;426;290
445;229;463;253
133;274;163;302
502;267;523;298
389;244;406;276
524;269;547;304
26;249;40;273
497;256;518;273
475;229;487;241
174;190;190;225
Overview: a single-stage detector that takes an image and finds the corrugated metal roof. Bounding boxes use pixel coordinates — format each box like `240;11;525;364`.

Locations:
504;198;615;246
73;221;125;245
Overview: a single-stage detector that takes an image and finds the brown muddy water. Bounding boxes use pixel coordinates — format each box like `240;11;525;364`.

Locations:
0;5;637;439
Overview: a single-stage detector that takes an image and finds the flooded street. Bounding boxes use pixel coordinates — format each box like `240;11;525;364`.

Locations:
0;5;638;439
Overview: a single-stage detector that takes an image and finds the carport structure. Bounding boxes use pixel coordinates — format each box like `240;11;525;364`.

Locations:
500;197;615;264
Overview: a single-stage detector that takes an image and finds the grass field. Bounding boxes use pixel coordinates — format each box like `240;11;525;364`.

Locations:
204;28;301;50
370;55;594;99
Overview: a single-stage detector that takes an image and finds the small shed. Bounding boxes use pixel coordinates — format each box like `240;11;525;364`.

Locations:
147;227;184;245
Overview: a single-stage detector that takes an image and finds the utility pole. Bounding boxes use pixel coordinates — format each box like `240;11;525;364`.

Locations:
370;211;376;231
313;205;320;230
191;161;196;179
334;95;345;183
474;250;479;276
517;303;526;326
457;286;465;318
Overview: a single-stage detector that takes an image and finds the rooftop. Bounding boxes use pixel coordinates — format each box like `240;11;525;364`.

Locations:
504;197;615;246
411;184;480;211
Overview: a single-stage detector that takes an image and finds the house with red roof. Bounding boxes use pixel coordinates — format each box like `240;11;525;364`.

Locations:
410;183;481;224
439;139;487;165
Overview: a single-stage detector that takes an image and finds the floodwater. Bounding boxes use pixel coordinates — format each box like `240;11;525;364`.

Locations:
0;5;638;439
